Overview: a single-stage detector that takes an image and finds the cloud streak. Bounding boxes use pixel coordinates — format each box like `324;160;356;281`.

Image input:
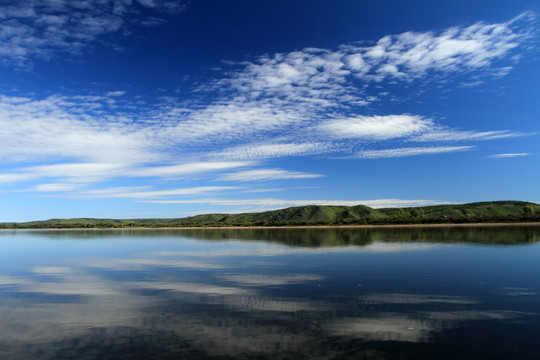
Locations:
320;115;432;140
412;129;530;142
0;160;253;186
77;186;241;199
210;142;332;161
357;146;474;159
221;169;323;182
488;153;530;158
141;198;447;209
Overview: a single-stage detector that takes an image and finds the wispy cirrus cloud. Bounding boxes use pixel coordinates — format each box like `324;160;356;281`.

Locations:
75;186;240;199
210;142;332;161
1;161;252;187
30;183;83;192
160;102;305;144
488;153;530;158
220;169;323;182
141;198;447;209
0;162;128;185
129;161;254;178
357;146;474;159
412;129;530;142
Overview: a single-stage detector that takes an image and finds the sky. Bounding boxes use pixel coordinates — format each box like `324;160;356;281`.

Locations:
0;0;539;222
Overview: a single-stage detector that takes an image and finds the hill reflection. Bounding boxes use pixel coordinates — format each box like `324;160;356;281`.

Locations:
7;225;539;246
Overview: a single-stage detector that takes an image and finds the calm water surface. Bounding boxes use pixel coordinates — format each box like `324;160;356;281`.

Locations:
0;226;539;359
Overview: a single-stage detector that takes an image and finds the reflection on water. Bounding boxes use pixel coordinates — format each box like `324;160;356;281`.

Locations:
0;226;539;359
9;224;539;245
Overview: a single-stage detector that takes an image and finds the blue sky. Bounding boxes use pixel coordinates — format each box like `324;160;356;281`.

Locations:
1;0;539;222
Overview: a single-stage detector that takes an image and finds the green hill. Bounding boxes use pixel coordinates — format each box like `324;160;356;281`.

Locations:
1;201;538;229
176;204;388;226
378;201;539;223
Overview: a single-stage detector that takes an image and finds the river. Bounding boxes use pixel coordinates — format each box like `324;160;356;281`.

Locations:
0;226;539;359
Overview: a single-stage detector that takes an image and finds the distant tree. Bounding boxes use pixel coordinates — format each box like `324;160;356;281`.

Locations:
523;204;535;217
409;209;424;218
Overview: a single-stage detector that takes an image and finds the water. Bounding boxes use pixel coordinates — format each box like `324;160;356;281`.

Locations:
0;226;539;359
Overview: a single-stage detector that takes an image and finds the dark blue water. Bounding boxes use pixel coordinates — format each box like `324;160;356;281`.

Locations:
0;226;539;359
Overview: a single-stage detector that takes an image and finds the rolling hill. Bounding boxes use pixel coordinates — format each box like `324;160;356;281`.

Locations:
1;201;538;228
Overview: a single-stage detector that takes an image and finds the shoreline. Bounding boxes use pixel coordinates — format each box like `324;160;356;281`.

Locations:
2;222;540;231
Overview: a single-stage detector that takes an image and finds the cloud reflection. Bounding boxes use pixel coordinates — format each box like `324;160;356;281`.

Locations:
327;309;530;344
91;258;228;270
499;287;538;297
0;229;539;359
128;281;254;296
221;274;325;287
361;293;479;305
328;315;432;342
218;296;324;312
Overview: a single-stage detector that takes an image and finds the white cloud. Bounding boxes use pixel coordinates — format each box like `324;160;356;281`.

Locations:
352;12;533;80
0;172;39;184
413;129;529;142
221;169;323;182
1;11;530;164
0;162;127;185
358;146;474;159
320;115;432;140
141;198;447;209
0;90;521;193
346;53;371;73
488;153;530;158
105;91;125;97
0;96;160;164
129;161;254;177
359;199;449;208
162;102;307;144
28;162;127;179
220;11;530;104
30;183;83;192
210;142;331;161
1;161;253;189
76;186;240;199
187;13;531;150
